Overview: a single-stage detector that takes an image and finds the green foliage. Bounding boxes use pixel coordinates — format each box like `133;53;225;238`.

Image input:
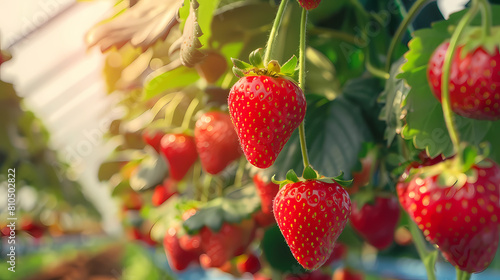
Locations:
183;185;260;233
399;6;500;163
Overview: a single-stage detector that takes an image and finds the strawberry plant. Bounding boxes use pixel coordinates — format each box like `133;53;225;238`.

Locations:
83;0;500;279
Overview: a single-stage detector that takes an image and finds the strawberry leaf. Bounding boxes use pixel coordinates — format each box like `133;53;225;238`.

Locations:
280;55;298;76
143;63;199;100
129;152;167;191
399;6;500;164
302;165;317;180
378;57;409;146
286;169;300;182
232;58;253;71
182;184;260;233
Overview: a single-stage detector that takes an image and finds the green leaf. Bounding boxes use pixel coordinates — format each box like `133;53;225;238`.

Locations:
263;94;373;180
302;165;317;180
196;0;220;46
129;152;167;191
280;55;298;76
378;57;410;146
399;6;500;163
143;64;199;100
286;169;300;182
183;184;260;233
231;58;253;70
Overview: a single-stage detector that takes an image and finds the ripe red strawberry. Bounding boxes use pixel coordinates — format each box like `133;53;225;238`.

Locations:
151;178;177;207
194;111;242;175
333;267;365;280
237;253;262;274
199;222;245;268
228;75;306;168
398;158;500;273
142;130;164;153
427;42;500;120
297;0;321;10
21;218;46;239
160;133;197;181
350;196;400;250
273;180;351;270
163;226;200;271
253;174;280;227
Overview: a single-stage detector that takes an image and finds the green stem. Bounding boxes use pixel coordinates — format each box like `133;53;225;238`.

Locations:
233;157;246;189
192;161;203;201
365;50;390;79
181;97;200;131
385;0;429;72
441;4;480;162
476;0;492;36
263;0;289;66
456;267;472;280
298;8;310;171
408;220;437;280
164;93;184;127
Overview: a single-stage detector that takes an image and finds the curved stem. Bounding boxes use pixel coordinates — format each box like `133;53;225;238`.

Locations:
365;50;390;79
164;93;184;127
234;156;246;189
456;267;472;280
181;97;200;131
408;219;437;280
263;0;289;65
441;4;480;163
298;8;310;170
309;27;363;46
385;0;429;72
476;0;492;36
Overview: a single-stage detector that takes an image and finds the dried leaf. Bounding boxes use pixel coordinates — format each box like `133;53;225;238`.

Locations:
86;0;183;52
169;0;205;67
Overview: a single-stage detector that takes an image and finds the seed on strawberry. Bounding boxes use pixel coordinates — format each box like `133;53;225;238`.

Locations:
350;196;400;250
228;75;306;168
398;158;500;273
273;180;351;270
427;42;500;120
160;133;198;181
195;111;242;175
297;0;321;10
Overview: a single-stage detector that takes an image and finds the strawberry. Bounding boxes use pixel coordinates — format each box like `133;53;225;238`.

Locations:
122;191;143;211
163;226;200;271
273;180;351;270
142;130;164;153
160;133;198;181
427;42;500;120
297;0;321;10
21;218;46;239
151;178;177;207
228;54;306;169
350;196;400;250
398;158;500;273
198;219;255;269
237;253;262;275
333;267;365;280
194;111;242;175
253;174;280;227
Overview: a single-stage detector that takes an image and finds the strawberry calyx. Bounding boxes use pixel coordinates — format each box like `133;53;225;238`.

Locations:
408;144;491;189
456;25;500;57
271;167;352;189
232;48;298;82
